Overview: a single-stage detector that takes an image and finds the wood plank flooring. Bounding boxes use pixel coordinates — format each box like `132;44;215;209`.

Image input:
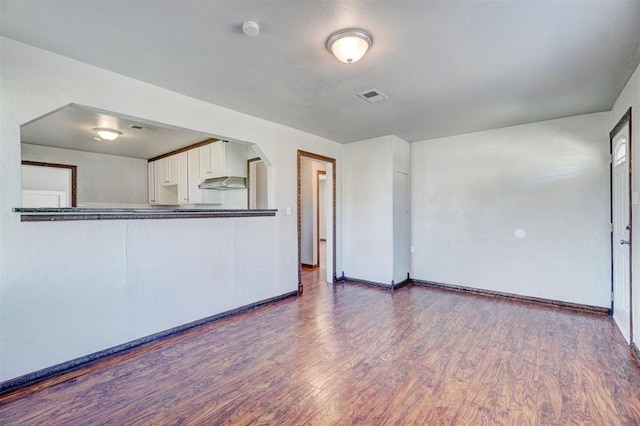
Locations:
1;267;640;424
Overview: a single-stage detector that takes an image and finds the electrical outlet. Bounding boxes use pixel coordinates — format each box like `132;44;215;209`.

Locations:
410;245;415;253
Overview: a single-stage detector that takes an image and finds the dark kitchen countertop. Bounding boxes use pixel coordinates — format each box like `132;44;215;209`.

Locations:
14;207;278;222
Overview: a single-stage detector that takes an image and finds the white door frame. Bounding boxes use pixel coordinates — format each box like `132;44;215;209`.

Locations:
610;107;633;343
317;169;327;268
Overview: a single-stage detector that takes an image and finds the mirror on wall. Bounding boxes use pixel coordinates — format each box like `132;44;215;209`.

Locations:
20;104;270;210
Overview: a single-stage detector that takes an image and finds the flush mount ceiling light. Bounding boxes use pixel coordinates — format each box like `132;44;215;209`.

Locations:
93;128;122;141
326;29;373;64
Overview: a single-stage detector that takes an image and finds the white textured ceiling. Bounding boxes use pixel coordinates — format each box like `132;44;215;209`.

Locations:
2;0;639;144
21;105;213;159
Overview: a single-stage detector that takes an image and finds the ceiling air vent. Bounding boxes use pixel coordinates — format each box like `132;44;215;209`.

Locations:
357;89;388;104
127;123;158;132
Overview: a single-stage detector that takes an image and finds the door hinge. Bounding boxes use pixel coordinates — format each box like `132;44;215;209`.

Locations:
611;223;614;232
611;291;615;301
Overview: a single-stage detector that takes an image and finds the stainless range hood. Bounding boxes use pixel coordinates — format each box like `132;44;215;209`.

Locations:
198;176;247;190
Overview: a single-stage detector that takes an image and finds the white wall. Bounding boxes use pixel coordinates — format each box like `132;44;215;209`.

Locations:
343;136;394;284
411;113;611;307
343;135;410;285
610;62;640;345
22;143;148;205
0;37;343;382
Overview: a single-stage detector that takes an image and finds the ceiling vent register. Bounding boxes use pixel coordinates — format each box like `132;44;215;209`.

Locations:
357;89;388;104
127;123;158;132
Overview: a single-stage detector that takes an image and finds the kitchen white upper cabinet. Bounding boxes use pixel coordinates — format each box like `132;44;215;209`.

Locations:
156;155;179;186
148;162;156;204
150;142;243;206
154;161;169;204
189;148;222;204
152;152;188;205
188;148;202;204
198;141;247;180
198;142;220;180
177;151;189;205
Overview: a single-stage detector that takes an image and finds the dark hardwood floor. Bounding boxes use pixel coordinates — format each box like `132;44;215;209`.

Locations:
1;265;640;424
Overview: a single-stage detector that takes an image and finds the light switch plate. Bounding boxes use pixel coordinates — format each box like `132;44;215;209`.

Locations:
286;206;291;215
633;191;639;205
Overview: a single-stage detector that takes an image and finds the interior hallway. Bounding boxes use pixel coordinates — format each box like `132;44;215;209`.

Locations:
1;268;639;423
301;240;327;288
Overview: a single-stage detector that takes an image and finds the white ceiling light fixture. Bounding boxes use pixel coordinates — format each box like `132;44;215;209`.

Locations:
326;28;373;64
93;128;122;141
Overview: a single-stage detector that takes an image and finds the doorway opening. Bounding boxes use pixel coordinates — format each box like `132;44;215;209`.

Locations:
21;160;77;207
610;107;633;344
297;150;336;294
247;157;268;209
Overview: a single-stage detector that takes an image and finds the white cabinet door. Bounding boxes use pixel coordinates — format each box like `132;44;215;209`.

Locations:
148;162;156;204
157;157;168;186
165;155;178;185
156;155;178;186
612;121;631;343
177;152;189;205
154;161;168;204
170;156;178;185
209;141;225;177
153;154;182;205
188;148;202;204
190;147;222;204
198;141;246;179
198;144;213;179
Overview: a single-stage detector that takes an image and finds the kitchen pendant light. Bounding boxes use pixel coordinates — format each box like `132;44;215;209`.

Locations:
93;128;122;141
326;29;373;64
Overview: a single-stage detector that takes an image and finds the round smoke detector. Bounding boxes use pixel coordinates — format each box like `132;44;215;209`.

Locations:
243;21;260;36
